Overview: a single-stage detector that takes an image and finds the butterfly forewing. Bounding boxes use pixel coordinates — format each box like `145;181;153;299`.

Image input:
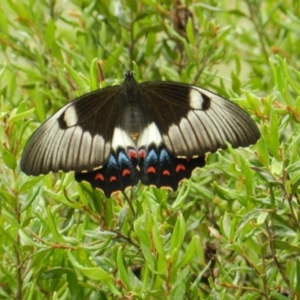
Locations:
21;86;122;175
21;71;260;196
138;82;260;157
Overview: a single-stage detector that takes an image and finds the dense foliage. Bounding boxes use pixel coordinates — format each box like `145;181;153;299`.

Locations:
0;0;299;299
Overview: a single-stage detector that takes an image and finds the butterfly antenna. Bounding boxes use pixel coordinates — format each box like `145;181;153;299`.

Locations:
98;41;127;71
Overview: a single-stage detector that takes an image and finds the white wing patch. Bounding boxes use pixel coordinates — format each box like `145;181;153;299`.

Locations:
137;122;163;149
112;127;136;151
189;88;206;109
63;105;78;127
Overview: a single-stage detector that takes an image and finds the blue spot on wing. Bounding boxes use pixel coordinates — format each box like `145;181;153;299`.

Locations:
75;148;139;197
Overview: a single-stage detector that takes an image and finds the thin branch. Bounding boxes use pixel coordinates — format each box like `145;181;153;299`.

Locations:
265;220;291;289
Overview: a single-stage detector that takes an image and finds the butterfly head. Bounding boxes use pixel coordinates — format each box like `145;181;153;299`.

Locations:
123;71;135;82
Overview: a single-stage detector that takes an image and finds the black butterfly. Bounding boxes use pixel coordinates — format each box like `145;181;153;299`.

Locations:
21;71;260;197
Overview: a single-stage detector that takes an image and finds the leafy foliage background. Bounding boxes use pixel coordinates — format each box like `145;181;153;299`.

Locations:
0;0;299;299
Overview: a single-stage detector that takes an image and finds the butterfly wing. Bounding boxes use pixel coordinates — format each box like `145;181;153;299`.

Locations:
139;144;205;190
21;86;122;175
135;81;260;191
138;81;260;157
21;72;260;197
75;147;139;197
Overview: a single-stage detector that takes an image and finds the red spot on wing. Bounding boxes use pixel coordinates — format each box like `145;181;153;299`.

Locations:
176;164;186;173
138;149;146;159
162;170;170;176
95;173;104;181
122;169;131;177
147;166;156;174
109;176;117;182
128;149;138;159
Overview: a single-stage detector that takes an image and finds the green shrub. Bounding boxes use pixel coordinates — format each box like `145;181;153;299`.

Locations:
0;0;299;299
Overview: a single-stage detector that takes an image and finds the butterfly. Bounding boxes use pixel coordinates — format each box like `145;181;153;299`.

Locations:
20;71;260;197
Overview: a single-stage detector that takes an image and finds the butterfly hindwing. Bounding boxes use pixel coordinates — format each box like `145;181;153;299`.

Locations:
139;145;205;190
75;147;139;197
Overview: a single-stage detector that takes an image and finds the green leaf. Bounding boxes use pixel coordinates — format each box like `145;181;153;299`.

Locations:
152;216;165;259
8;107;35;123
268;109;280;160
169;267;188;299
273;240;300;252
173;236;199;271
40;267;73;280
116;247;131;290
296;259;300;297
46;206;65;244
256;139;270;167
89;57;100;91
64;63;90;94
186;17;195;45
45;19;56;48
68;251;116;283
270;292;291;300
170;213;186;255
2;149;16;169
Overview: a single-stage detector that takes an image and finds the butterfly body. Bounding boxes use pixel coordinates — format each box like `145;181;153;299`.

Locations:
21;71;260;197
